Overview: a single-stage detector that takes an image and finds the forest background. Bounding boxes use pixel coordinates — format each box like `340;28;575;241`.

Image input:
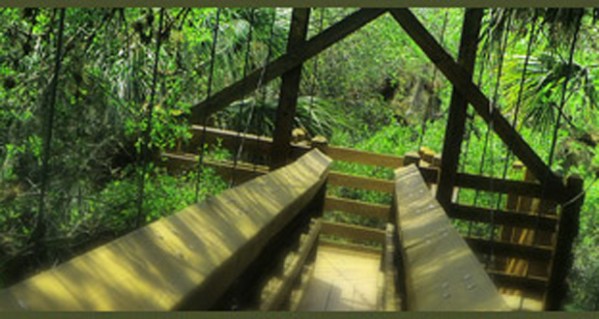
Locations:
1;7;599;310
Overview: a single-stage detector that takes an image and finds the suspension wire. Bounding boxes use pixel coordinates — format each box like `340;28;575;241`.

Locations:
31;8;66;252
135;8;165;228
547;12;582;168
526;11;583;309
483;12;539;310
194;8;221;202
75;75;84;216
230;8;256;187
418;9;449;150
306;8;326;137
478;11;512;270
474;11;511;202
458;47;488;202
501;11;538;162
252;8;278;172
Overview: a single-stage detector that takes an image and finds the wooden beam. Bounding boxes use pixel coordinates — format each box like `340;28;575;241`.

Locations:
464;237;553;262
271;8;311;169
161;152;268;185
545;175;584;310
389;9;564;191
328;171;394;193
189;9;386;123
418;166;556;200
321;220;385;244
487;270;548;293
324;196;390;221
450;204;558;232
327;146;404;168
0;149;331;311
318;238;382;254
437;8;483;210
187;125;274;155
455;172;551;200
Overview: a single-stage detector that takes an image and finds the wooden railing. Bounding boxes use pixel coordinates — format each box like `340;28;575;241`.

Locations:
166;125;583;311
170;125;400;252
0;149;331;311
391;164;509;311
408;149;583;311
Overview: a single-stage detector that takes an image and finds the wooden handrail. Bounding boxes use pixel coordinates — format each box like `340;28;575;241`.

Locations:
0;149;331;311
393;164;509;311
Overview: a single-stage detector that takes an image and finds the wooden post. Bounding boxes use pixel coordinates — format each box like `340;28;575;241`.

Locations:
436;8;483;211
545;175;584;310
309;135;328;219
271;8;311;169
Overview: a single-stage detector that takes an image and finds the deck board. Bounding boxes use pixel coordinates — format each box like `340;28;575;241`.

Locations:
297;244;382;311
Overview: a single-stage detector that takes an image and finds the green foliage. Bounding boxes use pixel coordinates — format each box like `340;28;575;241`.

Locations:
1;7;599;311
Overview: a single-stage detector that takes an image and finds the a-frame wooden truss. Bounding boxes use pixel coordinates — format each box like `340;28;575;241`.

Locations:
187;8;585;310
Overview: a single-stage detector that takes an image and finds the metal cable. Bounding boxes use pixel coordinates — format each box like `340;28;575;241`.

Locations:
306;8;326;137
418;9;449;150
194;8;222;202
135;8;165;227
31;8;67;252
230;8;256;187
252;8;279;172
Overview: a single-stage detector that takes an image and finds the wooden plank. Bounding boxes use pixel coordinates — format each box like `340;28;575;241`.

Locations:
437;8;483;210
419;167;550;200
321;221;385;244
287;263;315;311
545;175;584;310
186;125;274;154
0;149;331;311
464;237;553;262
502;294;544;312
188;125;313;159
487;270;548;293
296;245;381;311
271;8;311;169
455;172;549;199
161;152;268;185
259;219;321;310
189;9;386;123
324;196;390;221
327;146;404;168
394;165;509;311
329;172;394;193
318;238;382;255
450;204;558;232
389;9;564;192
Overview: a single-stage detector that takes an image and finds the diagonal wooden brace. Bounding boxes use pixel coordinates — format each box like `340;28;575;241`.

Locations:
189;9;387;124
389;9;565;195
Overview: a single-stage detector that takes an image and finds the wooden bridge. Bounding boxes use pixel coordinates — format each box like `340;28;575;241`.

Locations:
0;128;583;311
0;8;586;312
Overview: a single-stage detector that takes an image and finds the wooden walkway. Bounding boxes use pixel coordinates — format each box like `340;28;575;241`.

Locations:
297;244;382;311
